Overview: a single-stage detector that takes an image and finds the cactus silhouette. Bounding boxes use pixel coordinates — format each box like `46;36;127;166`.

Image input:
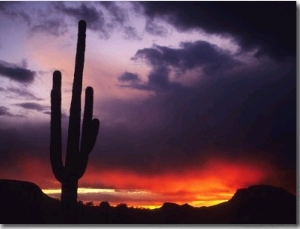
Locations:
50;20;100;223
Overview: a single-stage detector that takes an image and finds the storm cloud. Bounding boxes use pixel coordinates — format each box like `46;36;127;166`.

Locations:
54;2;109;38
97;66;295;192
0;60;35;83
104;38;295;180
53;2;132;39
118;72;140;83
137;1;296;59
126;40;241;91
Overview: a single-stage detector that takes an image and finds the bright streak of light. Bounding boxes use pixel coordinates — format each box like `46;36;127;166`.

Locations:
42;188;116;195
78;188;115;194
41;187;234;209
42;189;61;195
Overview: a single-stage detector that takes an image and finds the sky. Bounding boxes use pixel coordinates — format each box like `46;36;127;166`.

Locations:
0;1;297;209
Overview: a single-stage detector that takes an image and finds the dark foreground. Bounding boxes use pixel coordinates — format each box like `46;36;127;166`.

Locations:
0;179;296;224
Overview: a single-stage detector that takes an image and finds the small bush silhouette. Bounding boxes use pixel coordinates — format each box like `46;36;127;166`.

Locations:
99;201;111;209
86;201;94;207
50;20;100;223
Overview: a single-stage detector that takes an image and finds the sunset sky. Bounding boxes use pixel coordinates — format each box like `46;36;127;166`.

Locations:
0;2;296;209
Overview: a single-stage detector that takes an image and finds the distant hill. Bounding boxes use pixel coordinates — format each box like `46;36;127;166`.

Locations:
227;185;296;223
0;179;61;223
0;179;296;224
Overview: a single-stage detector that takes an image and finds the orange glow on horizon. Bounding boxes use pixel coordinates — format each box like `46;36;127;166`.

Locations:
0;151;281;209
83;155;271;192
72;154;274;208
42;187;234;209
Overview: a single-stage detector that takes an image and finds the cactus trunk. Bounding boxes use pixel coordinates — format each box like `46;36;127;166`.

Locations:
61;177;78;223
50;20;100;224
65;20;85;174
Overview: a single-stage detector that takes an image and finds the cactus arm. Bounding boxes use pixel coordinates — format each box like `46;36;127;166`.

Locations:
65;20;86;172
50;71;65;183
77;86;100;178
82;87;100;154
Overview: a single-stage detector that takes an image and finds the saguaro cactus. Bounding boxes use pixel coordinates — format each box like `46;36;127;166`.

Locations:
50;20;100;223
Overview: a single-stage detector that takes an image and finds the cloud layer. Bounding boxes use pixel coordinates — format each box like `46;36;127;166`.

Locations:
137;1;296;59
0;60;35;83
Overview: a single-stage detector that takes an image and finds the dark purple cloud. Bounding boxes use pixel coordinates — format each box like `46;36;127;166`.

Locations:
118;72;140;83
127;40;241;91
105;45;295;176
0;2;30;25
137;1;296;59
14;102;48;112
0;106;24;118
54;2;108;38
114;39;295;176
31;18;68;36
0;106;14;117
122;26;141;40
98;1;127;26
92;58;296;177
0;60;35;83
0;124;52;167
145;20;168;37
134;41;241;72
7;87;41;100
53;2;133;40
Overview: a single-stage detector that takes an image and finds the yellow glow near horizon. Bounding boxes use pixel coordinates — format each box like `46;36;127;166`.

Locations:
42;188;116;195
133;205;161;210
190;199;229;207
41;187;233;209
42;189;61;195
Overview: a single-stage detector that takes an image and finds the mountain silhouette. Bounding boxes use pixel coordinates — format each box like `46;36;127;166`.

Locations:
0;179;296;224
0;179;61;223
228;185;296;223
